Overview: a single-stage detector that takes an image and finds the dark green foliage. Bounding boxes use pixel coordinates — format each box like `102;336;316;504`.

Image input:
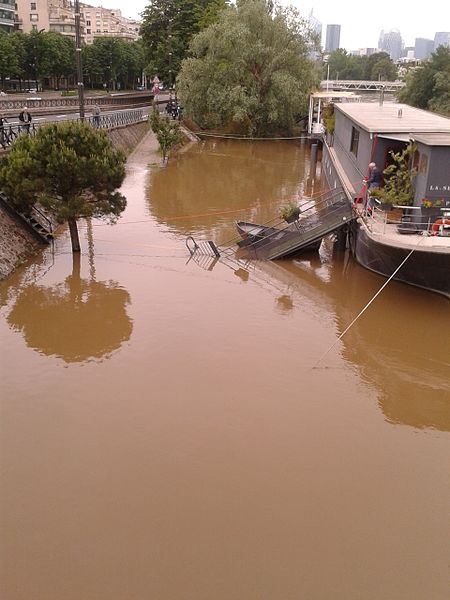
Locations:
397;46;450;116
325;50;397;81
0;122;126;252
149;106;183;163
140;0;228;84
0;31;20;86
82;38;145;90
371;142;417;206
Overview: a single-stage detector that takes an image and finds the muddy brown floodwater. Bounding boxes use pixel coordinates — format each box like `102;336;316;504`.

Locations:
1;135;449;600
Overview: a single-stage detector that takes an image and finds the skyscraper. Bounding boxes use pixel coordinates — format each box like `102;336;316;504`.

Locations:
434;32;450;50
325;24;341;53
378;29;403;60
308;9;322;41
414;38;434;60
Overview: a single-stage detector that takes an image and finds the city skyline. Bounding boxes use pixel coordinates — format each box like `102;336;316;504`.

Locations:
84;0;450;52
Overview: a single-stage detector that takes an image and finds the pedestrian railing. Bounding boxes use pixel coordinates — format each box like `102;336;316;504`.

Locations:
0;109;145;150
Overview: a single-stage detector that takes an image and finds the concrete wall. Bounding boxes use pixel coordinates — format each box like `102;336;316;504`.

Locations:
0;121;150;280
0;210;41;280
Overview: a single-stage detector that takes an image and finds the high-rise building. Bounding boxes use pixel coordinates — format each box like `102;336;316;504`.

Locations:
378;29;403;60
0;0;16;32
414;38;434;60
308;9;322;42
325;24;341;53
434;32;450;50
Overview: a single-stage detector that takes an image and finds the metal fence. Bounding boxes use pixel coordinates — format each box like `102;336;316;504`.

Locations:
0;109;145;150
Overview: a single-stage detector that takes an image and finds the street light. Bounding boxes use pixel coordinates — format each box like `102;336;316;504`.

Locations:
74;0;85;120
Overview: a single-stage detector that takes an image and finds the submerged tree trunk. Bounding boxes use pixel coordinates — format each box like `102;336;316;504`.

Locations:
68;217;81;253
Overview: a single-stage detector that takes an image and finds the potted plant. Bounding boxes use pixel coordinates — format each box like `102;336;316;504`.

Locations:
367;142;417;209
279;201;300;223
421;198;442;222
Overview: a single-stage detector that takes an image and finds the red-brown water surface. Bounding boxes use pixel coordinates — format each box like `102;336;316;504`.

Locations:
1;136;449;599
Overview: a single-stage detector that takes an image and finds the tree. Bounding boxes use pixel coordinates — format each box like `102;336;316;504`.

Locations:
0;122;126;253
397;47;450;115
364;52;397;81
140;0;228;85
44;33;76;90
325;50;397;82
0;32;19;90
177;0;319;135
149;106;183;163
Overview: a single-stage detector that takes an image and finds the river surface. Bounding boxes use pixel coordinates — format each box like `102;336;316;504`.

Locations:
1;137;449;600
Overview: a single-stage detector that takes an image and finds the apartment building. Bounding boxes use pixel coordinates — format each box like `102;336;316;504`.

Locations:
15;1;139;43
0;0;16;32
16;0;77;37
81;4;139;44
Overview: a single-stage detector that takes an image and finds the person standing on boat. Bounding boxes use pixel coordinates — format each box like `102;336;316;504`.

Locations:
367;162;381;189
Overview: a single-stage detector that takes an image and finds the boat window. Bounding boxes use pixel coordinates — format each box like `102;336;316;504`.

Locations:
350;127;359;156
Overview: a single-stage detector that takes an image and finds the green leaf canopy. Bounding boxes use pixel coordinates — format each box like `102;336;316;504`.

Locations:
176;0;320;135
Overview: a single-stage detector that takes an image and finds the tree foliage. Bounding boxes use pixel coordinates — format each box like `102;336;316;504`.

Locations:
0;122;126;252
177;0;320;135
0;31;144;91
140;0;228;85
397;46;450;115
325;50;397;81
149;106;184;163
0;32;20;85
82;38;144;90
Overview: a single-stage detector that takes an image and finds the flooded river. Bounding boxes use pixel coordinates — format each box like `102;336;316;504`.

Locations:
1;136;449;599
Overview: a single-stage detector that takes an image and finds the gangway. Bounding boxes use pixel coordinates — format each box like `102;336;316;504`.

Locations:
237;189;354;260
185;188;355;262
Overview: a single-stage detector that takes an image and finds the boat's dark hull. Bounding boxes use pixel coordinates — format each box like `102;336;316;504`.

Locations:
351;221;450;298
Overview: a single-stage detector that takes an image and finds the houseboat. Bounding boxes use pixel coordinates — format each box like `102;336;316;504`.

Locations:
320;100;450;299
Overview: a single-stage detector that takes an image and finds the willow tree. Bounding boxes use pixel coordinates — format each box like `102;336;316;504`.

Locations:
176;0;320;135
0;122;126;253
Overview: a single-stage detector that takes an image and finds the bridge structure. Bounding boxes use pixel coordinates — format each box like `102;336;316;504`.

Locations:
320;80;405;92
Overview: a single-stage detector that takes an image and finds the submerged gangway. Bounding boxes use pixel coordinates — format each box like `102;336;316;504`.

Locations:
235;189;354;260
185;188;355;262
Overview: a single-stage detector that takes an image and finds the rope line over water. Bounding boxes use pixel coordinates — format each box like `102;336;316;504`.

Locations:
313;237;425;369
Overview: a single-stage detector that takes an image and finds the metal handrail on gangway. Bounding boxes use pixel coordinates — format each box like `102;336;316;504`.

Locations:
234;189;354;259
185;188;355;262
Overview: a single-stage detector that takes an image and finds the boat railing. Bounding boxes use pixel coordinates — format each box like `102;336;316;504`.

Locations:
362;203;450;236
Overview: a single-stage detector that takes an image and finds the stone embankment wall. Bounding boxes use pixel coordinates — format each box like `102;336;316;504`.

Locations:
0;121;149;281
0;211;41;280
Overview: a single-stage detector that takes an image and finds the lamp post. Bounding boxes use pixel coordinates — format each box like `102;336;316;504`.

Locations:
74;0;85;120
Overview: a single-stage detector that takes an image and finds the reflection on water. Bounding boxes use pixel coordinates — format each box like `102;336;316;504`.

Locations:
240;248;450;431
7;254;132;363
148;139;325;239
0;137;449;600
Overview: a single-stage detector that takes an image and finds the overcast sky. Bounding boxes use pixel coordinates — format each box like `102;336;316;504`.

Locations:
88;0;450;51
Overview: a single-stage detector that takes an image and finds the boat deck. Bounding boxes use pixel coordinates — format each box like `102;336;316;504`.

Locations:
357;207;450;253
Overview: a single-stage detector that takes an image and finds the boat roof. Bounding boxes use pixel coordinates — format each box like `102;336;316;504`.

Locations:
335;102;450;135
412;132;450;146
311;91;361;100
